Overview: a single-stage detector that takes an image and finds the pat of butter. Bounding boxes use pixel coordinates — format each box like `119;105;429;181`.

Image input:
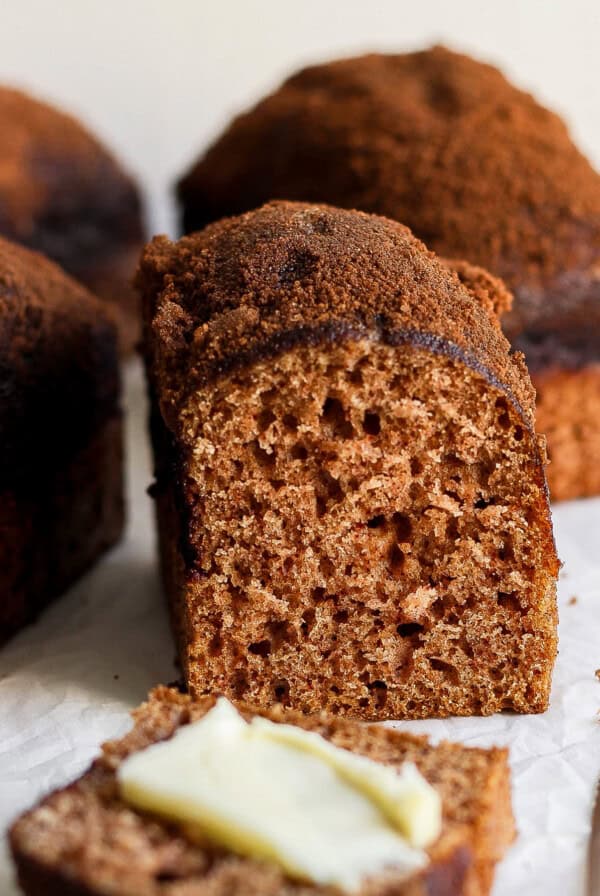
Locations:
118;699;441;892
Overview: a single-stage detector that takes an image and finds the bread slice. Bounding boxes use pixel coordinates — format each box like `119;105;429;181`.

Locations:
139;200;558;720
10;687;514;896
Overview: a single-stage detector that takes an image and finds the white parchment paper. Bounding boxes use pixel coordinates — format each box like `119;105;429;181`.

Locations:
1;361;599;895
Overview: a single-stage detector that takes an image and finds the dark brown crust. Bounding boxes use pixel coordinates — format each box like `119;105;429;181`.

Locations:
0;235;124;641
10;836;473;896
10;687;513;896
0;235;120;481
12;852;101;896
177;47;600;349
0;415;124;643
137;201;537;437
0;85;144;348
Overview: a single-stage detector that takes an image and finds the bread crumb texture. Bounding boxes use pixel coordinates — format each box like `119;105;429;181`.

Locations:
139;201;559;720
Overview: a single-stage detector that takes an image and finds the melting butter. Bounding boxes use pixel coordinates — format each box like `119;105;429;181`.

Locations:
118;699;441;891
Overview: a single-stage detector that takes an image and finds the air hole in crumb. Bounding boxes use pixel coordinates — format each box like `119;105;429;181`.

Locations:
497;591;522;614
397;622;424;638
208;633;222;656
334;609;349;624
320;556;335;577
257;408;276;431
282;413;299;431
348;367;363;385
514;426;524;441
368;680;388;708
363;411;381;435
367;514;386;529
233;674;249;698
267;620;294;649
248;494;264;517
410;457;423;476
389;544;405;578
318;470;344;510
461;639;475;660
429;658;459;685
446;516;460;541
495;397;511;429
312;586;326;601
291;443;308;461
392;512;412;541
301;608;316;633
316;495;327;517
274;679;290;704
359;697;369;708
248;639;271;657
322;396;354;439
253;441;276;469
498;538;514;562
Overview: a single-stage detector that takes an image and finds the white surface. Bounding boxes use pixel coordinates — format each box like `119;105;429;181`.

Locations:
0;0;599;237
1;362;600;895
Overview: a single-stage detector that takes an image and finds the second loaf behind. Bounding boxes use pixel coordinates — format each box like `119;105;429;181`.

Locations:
139;201;558;720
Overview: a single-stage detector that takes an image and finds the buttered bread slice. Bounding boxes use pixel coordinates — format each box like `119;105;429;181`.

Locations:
10;687;514;896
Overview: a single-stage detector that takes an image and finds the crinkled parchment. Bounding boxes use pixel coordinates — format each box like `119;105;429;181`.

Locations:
1;363;599;895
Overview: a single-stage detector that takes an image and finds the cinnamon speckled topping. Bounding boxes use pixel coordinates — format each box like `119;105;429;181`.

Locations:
178;47;600;341
138;201;535;429
0;85;142;273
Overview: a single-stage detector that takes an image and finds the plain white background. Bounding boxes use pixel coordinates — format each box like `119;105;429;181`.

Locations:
0;0;599;238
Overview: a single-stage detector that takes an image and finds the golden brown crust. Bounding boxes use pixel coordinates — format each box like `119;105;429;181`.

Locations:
10;687;514;896
138;201;536;435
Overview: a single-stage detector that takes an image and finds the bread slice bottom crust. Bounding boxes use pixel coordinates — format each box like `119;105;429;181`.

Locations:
10;688;514;896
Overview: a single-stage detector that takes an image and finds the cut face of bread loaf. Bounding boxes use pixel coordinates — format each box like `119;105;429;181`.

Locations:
10;687;515;896
139;201;558;720
177;47;600;502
